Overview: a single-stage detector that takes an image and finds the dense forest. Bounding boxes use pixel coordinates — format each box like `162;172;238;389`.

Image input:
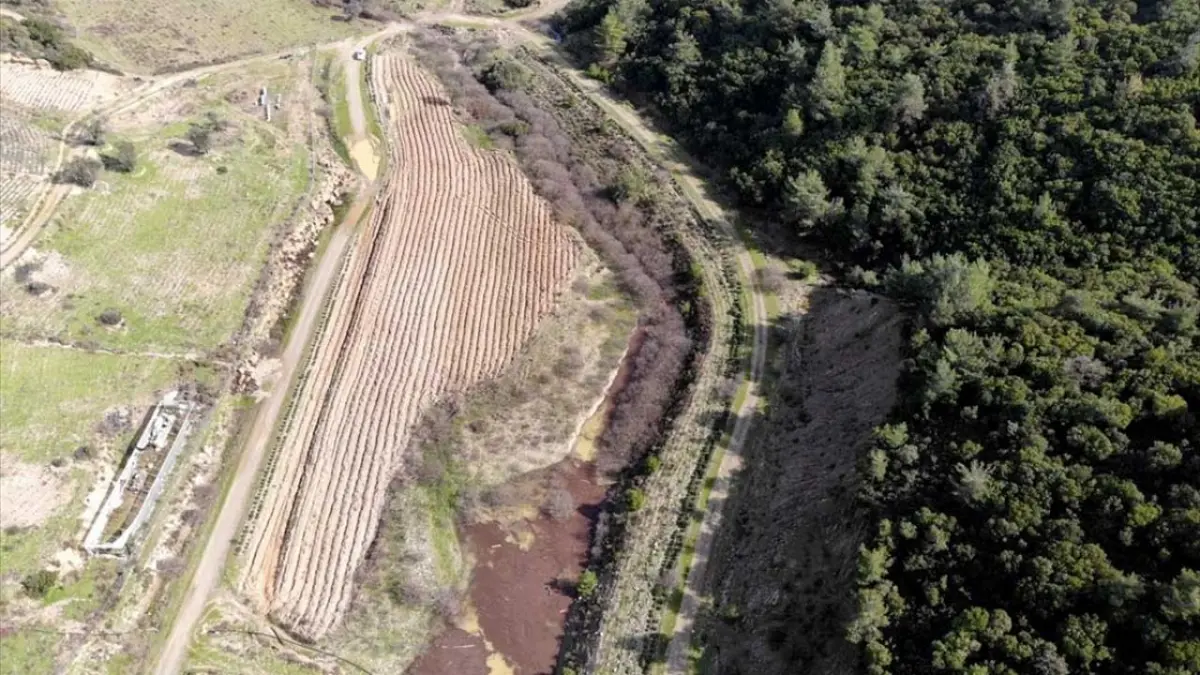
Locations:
557;1;1200;673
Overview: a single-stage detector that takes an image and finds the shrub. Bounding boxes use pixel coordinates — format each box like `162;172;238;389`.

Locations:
482;57;531;92
646;455;662;473
21;569;59;598
585;63;613;83
543;487;576;521
790;259;819;282
12;18;93;70
97;309;122;326
57;157;101;187
577;570;599;598
626;487;646;512
24;281;52;296
80;117;106;146
102;141;137;173
609;166;651;204
755;267;786;293
186;124;213;154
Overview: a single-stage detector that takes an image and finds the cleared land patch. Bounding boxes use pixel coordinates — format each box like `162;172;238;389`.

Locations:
699;288;903;674
54;0;367;73
238;48;581;641
0;110;309;353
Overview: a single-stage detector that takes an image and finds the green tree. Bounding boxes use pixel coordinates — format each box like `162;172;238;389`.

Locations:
784;169;831;231
808;41;846;120
186;123;213;155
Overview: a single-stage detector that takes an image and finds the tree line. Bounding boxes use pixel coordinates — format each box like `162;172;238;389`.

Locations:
557;0;1200;673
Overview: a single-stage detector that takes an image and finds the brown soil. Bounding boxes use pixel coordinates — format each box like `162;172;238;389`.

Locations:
411;458;606;675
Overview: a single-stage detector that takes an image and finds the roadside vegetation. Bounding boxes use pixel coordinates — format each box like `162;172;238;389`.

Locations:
559;1;1200;673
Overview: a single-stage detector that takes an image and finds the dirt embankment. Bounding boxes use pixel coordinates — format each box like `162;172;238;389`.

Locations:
700;286;903;675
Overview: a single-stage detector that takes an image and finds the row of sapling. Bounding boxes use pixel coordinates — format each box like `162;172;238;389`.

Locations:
415;33;705;477
410;32;715;672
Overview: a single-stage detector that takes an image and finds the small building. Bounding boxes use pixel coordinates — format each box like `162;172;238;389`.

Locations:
352;48;367;62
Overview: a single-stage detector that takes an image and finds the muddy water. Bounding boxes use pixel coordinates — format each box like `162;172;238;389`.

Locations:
409;458;606;675
349;138;378;180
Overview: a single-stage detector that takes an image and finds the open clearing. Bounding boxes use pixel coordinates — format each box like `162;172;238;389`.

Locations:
0;80;310;353
238;47;580;641
0;340;189;666
54;0;368;73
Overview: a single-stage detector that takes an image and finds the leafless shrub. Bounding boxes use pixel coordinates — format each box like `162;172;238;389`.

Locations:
97;308;122;326
13;261;41;284
24;281;53;296
554;345;586;378
97;407;132;437
543;486;576;521
156;556;185;579
179;508;201;528
432;587;462;622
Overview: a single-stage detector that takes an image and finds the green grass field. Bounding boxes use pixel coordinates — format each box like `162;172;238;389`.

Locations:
0;114;309;354
0;340;184;465
0;341;191;573
55;0;369;73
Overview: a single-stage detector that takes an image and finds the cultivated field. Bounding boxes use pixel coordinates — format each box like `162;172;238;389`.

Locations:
238;49;580;640
0;114;52;231
55;0;368;73
0;62;126;113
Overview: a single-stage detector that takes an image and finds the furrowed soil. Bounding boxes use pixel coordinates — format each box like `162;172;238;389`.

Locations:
238;46;581;641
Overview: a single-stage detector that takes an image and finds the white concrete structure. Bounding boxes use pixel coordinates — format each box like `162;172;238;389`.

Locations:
84;391;196;556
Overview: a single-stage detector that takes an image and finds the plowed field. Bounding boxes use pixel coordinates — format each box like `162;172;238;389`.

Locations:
239;50;580;640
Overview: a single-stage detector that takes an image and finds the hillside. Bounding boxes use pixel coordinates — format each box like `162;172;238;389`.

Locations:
557;1;1200;674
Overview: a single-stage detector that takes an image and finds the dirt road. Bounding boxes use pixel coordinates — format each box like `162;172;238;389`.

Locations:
664;250;768;673
151;190;373;675
0;29;397;271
